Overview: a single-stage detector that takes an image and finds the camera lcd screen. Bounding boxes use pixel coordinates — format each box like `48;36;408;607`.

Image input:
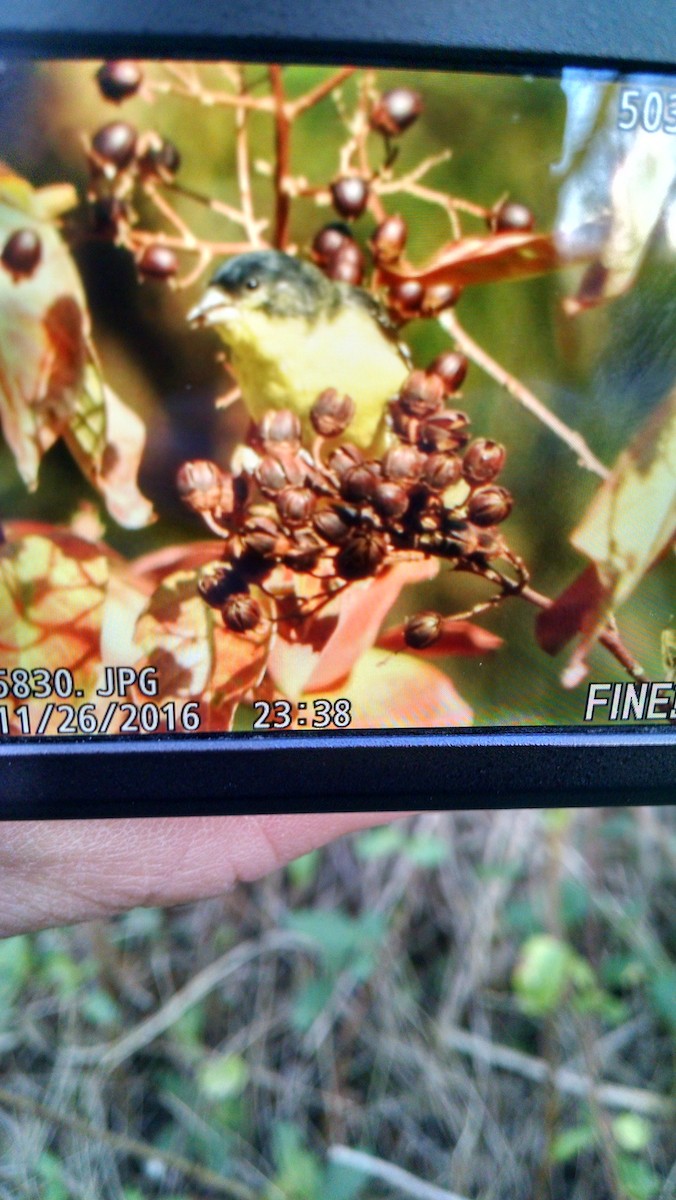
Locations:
0;59;674;740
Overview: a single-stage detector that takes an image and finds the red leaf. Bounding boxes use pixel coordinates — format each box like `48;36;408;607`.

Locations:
378;231;574;291
535;564;608;656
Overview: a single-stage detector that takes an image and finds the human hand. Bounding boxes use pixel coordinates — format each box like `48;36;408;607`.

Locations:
0;811;411;936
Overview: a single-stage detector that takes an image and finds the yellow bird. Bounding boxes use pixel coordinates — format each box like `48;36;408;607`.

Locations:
187;250;409;451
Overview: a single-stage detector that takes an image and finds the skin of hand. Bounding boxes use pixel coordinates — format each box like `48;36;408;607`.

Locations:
187;250;409;451
0;811;413;937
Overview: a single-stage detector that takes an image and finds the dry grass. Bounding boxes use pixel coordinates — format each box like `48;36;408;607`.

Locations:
0;806;674;1200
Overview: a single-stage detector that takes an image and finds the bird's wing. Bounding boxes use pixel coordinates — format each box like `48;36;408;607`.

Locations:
338;282;412;369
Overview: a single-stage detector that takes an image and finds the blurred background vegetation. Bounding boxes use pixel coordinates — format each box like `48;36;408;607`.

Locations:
0;60;673;725
0;808;674;1199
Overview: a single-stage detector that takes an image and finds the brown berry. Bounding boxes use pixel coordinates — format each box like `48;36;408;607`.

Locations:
440;517;479;557
467;485;513;526
370;214;407;264
256;455;292;494
336;531;385;579
310;389;355;438
276;487;316;526
399;370;444;418
223;594;262;633
283;531;322;572
421;452;462;491
404;611;442;649
462;439;506;485
382;444;424;482
313;506;351;545
492;201;535;233
176;460;232;513
198;563;245;609
311;223;352;265
420;283;462;315
242;513;287;559
328;443;364;476
371;88;423;136
96;61;143;102
418;411;471;453
139;137;181;180
324;240;364;285
138;244;178;280
257;409;302;452
1;229;42;280
331;177;369;220
90;196;128;239
427;351;468;394
372;480;409;519
388;278;424;320
91;121;138;169
389;401;419;443
340;463;378;503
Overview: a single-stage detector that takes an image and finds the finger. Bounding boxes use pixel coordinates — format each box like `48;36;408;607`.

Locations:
0;810;416;935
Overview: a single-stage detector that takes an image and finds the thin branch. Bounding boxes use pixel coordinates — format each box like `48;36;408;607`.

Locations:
71;931;314;1071
290;66;357;118
269;65;292;250
0;1084;256;1200
328;1146;472;1200
235;65;263;248
441;310;610;479
441;1027;674;1118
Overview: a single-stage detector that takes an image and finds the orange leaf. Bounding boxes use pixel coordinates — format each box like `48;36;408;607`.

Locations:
134;568;271;713
293;647;472;728
268;559;439;699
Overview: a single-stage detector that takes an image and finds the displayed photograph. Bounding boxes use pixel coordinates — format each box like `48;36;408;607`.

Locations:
0;60;674;733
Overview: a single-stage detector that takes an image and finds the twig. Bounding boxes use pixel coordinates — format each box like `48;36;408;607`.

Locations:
441;1027;674;1118
269;65;292;249
328;1145;472;1200
71;931;314;1071
0;1084;256;1200
290;66;356;119
520;584;648;682
441;310;610;479
235;65;263;248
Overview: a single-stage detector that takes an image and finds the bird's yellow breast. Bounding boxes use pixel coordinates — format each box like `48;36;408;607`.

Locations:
220;305;408;451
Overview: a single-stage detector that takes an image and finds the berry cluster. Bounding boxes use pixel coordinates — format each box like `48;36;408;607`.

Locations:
86;62;183;280
177;359;527;647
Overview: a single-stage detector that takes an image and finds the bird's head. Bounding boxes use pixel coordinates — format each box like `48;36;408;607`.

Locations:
187;250;336;331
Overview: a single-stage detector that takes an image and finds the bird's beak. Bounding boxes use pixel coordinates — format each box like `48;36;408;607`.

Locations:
187;287;239;327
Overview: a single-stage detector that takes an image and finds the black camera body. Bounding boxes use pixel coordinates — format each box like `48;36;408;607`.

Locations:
0;0;674;815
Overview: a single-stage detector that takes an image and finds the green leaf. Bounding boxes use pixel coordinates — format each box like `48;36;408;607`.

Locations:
198;1054;250;1101
405;832;448;868
270;1123;322;1200
355;826;406;860
550;1125;596;1163
288;849;321;888
324;1161;370;1200
0;935;31;1002
284;908;386;975
648;967;676;1032
612;1114;652;1154
513;934;573;1015
291;977;335;1032
616;1154;662;1200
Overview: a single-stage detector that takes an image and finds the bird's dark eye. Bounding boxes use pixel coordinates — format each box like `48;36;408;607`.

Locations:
246;277;260;290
